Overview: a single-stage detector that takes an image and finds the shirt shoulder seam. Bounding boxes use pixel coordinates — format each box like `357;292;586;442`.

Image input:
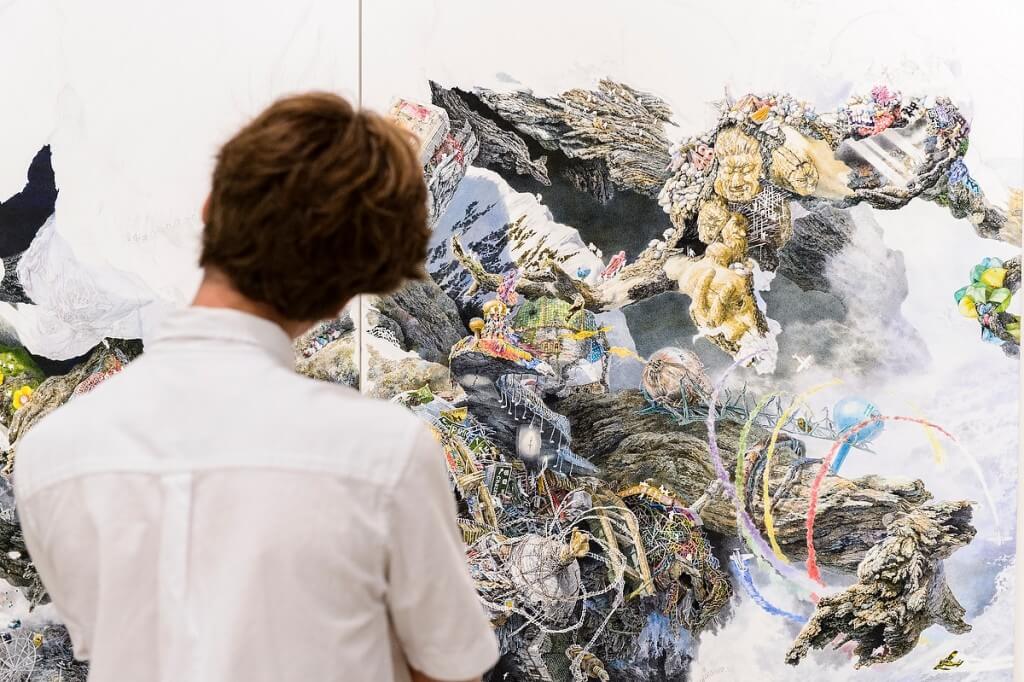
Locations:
16;455;393;499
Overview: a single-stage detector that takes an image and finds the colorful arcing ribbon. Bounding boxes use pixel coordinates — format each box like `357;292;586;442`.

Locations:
762;380;842;562
729;553;808;624
909;402;945;466
804;415;958;584
734;392;780;491
734;391;781;556
705;353;821;595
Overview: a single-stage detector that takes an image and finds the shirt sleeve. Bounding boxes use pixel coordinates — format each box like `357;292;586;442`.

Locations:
385;425;499;680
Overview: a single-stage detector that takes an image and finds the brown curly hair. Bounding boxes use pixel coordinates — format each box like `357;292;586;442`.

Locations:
201;92;429;321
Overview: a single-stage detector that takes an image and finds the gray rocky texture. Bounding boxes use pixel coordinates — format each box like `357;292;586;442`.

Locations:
451;238;596;313
447;345;544;459
365;347;457;402
1005;254;1021;294
432;80;673;202
990;314;1021;357
995;254;1022;355
475;80;673;200
786;502;975;668
430;82;549;185
993;255;1022;356
371;279;467;365
778;202;854;293
1;254;31;304
973;203;1017;243
891;161;1013;245
0;475;44;603
915;161;1019;244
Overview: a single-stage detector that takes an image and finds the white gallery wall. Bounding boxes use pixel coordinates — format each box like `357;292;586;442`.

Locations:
0;0;360;357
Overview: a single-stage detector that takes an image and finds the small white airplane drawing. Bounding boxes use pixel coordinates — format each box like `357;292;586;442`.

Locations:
792;354;814;373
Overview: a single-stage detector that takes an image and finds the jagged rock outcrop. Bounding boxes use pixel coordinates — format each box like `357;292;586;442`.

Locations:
427;120;479;227
0;145;57;307
371;279;467;365
430;82;549;185
432;80;673;203
786;502;975;667
424;171;610;319
777;202;854;293
451;237;600;313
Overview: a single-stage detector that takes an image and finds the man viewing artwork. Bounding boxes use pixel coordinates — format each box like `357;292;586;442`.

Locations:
14;93;499;682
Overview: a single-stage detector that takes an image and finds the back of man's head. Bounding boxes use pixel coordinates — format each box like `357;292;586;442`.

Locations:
200;92;429;322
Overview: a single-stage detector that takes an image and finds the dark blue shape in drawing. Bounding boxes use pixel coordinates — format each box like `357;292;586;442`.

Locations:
0;145;57;304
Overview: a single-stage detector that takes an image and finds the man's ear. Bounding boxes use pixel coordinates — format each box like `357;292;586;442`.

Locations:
202;194;211;224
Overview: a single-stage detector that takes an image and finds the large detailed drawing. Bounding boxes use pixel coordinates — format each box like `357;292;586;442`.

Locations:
357;78;1020;680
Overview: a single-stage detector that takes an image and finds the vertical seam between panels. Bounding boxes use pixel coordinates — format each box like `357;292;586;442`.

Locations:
357;0;367;395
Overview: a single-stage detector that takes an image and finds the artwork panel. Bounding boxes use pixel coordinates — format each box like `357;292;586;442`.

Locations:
0;2;361;675
364;1;1022;680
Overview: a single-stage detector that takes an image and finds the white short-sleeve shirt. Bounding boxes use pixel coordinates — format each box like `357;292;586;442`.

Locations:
14;306;499;682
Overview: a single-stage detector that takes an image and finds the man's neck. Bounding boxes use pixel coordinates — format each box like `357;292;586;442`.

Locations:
192;268;314;339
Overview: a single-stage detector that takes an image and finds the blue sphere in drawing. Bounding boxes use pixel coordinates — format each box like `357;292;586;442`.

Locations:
830;396;884;473
834;396;883;443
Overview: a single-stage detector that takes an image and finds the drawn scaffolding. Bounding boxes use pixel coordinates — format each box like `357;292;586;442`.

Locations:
639;384;873;452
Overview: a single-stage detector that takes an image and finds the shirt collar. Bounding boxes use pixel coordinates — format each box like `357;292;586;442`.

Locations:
149;306;296;367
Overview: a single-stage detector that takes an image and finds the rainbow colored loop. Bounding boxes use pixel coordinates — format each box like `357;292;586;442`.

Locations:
705;353;992;622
